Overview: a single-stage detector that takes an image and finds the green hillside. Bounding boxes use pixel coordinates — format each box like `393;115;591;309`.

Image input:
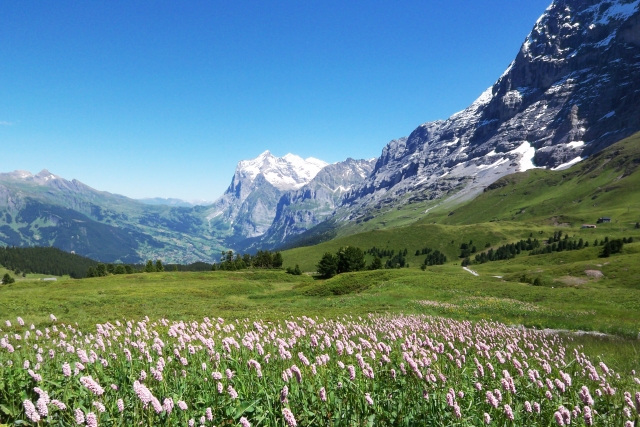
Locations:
428;131;640;226
282;133;640;288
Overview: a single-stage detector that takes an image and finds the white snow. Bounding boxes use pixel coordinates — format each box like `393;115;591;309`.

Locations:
567;141;585;149
477;157;509;171
16;170;33;179
595;30;617;47
552;156;584;171
512;142;538;172
332;185;351;193
600;110;616;120
449;87;494;123
594;0;640;25
236;150;328;190
463;267;479;277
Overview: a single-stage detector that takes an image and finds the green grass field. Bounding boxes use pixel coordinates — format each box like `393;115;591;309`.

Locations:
2;134;639;424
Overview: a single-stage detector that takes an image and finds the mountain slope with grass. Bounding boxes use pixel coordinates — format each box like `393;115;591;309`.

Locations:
0;170;222;263
430;130;640;226
282;132;640;283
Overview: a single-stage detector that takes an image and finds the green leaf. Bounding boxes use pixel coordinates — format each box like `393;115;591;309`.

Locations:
0;404;14;416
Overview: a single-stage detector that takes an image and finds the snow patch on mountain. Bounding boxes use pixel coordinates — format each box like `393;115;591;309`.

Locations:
552;156;584;170
236;151;328;191
590;0;640;25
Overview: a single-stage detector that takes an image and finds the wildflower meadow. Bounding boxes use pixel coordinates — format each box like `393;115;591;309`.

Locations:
1;313;639;426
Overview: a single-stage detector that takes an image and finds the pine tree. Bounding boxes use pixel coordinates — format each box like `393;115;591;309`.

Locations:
369;256;383;271
336;246;366;273
272;252;284;268
145;260;155;273
2;273;15;285
95;263;108;277
317;252;338;278
155;260;164;272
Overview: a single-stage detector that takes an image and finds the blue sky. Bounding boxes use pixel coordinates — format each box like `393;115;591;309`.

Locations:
1;0;551;201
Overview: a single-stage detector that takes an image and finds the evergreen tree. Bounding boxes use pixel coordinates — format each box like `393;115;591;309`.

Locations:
173;265;178;272
125;265;134;274
337;246;366;273
317;252;338;278
2;273;15;285
273;252;284;268
145;260;155;273
635;222;640;229
95;263;108;277
369;256;383;271
86;266;96;278
114;265;126;275
155;259;164;272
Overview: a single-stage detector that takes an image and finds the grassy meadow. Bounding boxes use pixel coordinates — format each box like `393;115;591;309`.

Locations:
1;134;640;425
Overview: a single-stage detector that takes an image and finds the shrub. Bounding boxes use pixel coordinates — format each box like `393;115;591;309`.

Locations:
286;265;302;275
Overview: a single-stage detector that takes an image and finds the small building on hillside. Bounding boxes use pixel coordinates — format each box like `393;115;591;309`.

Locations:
581;224;597;229
597;217;612;224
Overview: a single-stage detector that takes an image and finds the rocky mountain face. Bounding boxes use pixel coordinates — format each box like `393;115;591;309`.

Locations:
341;0;640;218
239;158;376;251
0;170;221;263
204;151;328;242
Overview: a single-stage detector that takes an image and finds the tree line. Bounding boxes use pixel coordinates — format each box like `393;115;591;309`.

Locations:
213;250;283;271
0;246;98;279
316;245;447;278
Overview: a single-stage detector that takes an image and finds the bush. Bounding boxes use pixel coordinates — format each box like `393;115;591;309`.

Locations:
286;265;302;276
1;273;14;285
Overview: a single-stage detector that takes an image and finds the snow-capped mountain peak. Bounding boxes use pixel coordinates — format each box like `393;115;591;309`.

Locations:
236;151;328;191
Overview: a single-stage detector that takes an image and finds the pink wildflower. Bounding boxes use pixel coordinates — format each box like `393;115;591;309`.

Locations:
282;408;297;427
239;416;250;427
504;404;514;421
228;385;238;399
50;400;67;411
178;400;188;410
80;377;104;396
163;398;174;414
86;412;98;427
75;408;85;424
23;400;40;423
365;393;374;406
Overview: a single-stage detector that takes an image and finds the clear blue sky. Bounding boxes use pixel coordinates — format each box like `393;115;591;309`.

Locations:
1;0;551;201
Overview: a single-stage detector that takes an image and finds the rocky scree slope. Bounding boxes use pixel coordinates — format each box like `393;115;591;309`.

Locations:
340;0;640;222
